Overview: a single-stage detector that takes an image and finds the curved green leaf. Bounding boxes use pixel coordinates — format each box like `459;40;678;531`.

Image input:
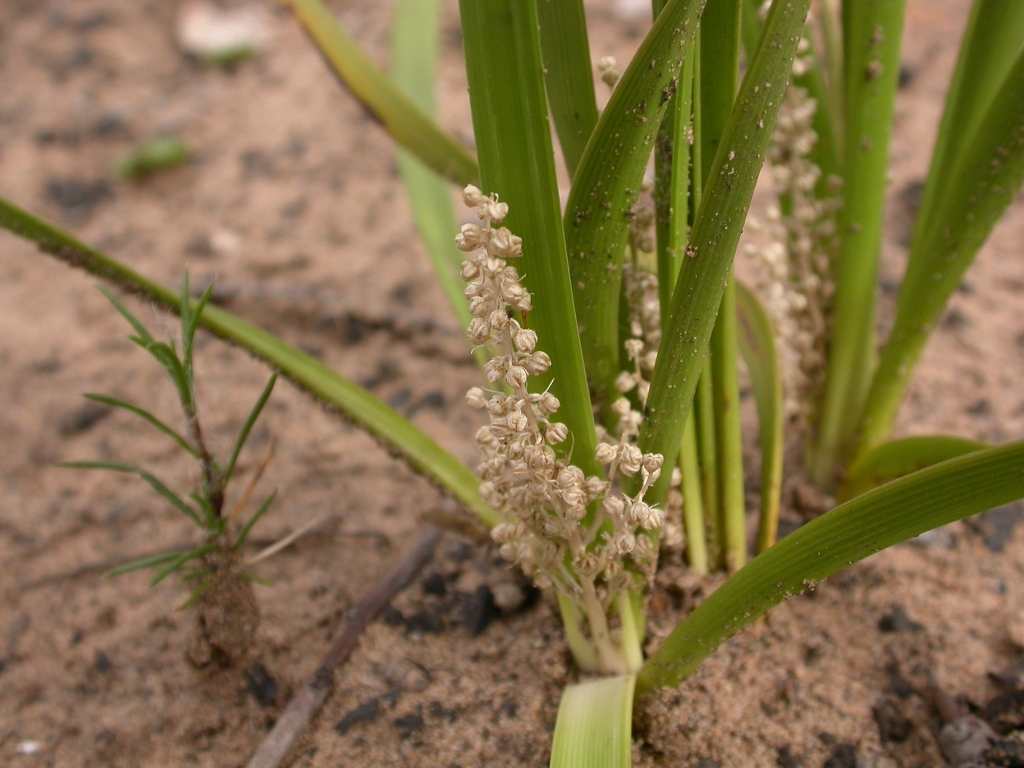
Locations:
564;0;705;410
537;0;599;180
0;196;498;528
391;0;479;363
83;394;198;458
61;460;201;525
286;0;478;187
638;0;813;504
459;0;600;478
735;282;784;553
549;675;635;768
839;435;987;503
857;43;1024;457
811;0;908;486
636;438;1024;693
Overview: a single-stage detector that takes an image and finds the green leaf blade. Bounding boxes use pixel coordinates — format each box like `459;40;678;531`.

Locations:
636;438;1024;693
287;0;478;187
82;394;198;458
549;675;635;768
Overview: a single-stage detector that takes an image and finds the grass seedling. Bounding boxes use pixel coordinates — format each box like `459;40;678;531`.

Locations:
3;0;1024;763
115;137;191;180
62;274;278;666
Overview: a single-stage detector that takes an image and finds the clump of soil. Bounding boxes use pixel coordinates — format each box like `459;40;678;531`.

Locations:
188;547;260;668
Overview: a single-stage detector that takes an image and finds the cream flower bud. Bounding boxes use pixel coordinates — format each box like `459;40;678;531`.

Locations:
632;534;655;559
616;371;636;393
575;553;600;576
499;542;517;561
601;495;625;518
534;573;554;590
468;295;490;318
505;365;529;389
483;359;506;383
614;532;636;555
506;410;529;433
456;223;487;251
466;387;488;409
490;227;521;257
545;422;569;444
489;308;510;331
475;425;496;444
468;318;491;344
642;507;664;530
624;339;644;357
642;453;664;472
524;351;551;375
557;466;585;490
480;198;509;223
611;397;632;417
491;523;516;543
514;328;538;353
595;443;618;465
463;185;485;206
461;260;480;280
629;501;652;527
584;476;605;500
618;444;643;476
535;392;560;415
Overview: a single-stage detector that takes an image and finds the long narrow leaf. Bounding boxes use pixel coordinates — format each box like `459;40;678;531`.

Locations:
234;490;277;550
83;394;198;458
61;460;202;525
150;543;216;586
391;0;479;359
913;0;1024;241
106;550;187;578
536;0;600;180
0;197;499;528
286;0;477;187
857;45;1024;456
564;0;705;410
839;435;986;503
224;373;277;484
639;0;813;504
637;438;1024;692
459;0;600;478
736;282;784;553
811;0;907;485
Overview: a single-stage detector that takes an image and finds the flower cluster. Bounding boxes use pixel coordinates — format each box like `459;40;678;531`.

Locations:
746;54;841;435
459;186;664;614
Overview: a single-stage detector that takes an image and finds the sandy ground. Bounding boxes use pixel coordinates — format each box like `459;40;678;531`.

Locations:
1;0;1024;766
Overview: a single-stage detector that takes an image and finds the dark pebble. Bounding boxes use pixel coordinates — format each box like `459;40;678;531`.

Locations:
991;658;1024;690
986;731;1024;767
429;700;458;723
45;177;112;221
888;667;915;699
387;388;413;409
878;606;925;634
966;502;1024;553
393;712;424;735
404;608;445;634
822;744;857;768
59;401;112;435
777;744;803;767
695;759;720;768
898;62;916;88
244;662;279;708
985;691;1024;734
381;606;406;627
335;699;380;734
422;572;447;597
874;699;913;743
942;308;969;330
461;585;498;635
93;650;112;673
817;732;836;747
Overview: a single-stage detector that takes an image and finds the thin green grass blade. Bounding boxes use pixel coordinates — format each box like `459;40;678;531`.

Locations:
680;412;709;575
224;373;277;484
83;394;198;458
639;0;813;505
61;461;202;525
839;435;987;503
636;438;1024;692
234;490;277;550
98;286;155;344
459;0;599;478
912;0;1024;241
857;45;1024;456
564;0;705;411
811;0;907;486
0;197;498;528
106;550;185;578
736;282;784;553
549;675;636;768
391;0;481;365
150;543;216;586
537;0;599;180
286;0;477;187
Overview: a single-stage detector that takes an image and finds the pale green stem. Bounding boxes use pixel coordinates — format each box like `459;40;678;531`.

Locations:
557;592;601;673
616;592;644;673
681;411;709;574
549;675;636;768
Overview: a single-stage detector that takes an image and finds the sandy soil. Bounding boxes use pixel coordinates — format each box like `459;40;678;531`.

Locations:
1;1;1024;766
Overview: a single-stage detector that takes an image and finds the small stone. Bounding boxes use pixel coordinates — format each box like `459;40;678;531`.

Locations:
878;606;924;634
985;731;1024;767
392;712;424;736
16;741;41;755
93;650;112;674
404;608;445;634
777;744;803;767
873;699;913;743
461;585;498;635
940;716;997;766
1008;613;1024;650
823;744;857;768
176;1;268;64
59;401;112;435
695;759;720;768
490;581;525;613
335;699;380;734
244;662;279;708
984;691;1024;734
990;658;1024;690
421;572;447;597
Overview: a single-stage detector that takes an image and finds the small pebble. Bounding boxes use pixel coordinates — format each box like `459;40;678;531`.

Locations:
244;662;279;708
59;401;111;435
873;699;913;743
393;712;424;736
776;744;803;767
490;580;525;613
940;716;997;766
878;606;924;634
16;741;41;755
822;744;856;768
462;585;498;635
335;699;380;734
984;691;1024;734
